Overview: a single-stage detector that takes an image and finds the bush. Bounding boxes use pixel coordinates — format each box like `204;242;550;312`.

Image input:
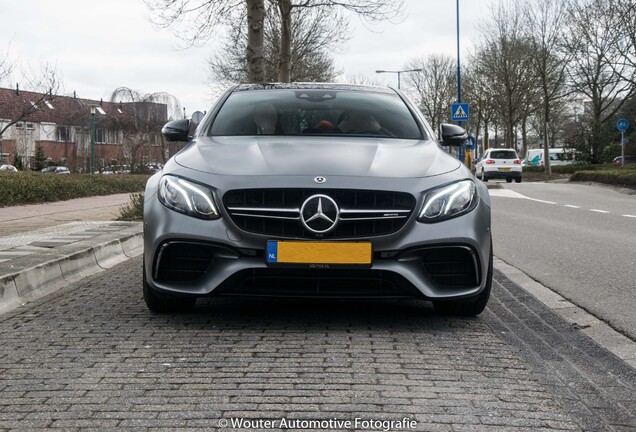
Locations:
523;163;636;174
523;164;614;174
0;171;149;207
117;192;144;221
570;168;636;188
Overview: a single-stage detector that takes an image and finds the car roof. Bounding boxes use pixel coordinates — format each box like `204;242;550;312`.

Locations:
231;83;396;95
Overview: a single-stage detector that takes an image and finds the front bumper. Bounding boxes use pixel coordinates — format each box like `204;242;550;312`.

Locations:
143;172;492;301
484;168;522;179
144;169;492;300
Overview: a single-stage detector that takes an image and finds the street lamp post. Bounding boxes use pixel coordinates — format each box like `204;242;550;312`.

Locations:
375;69;423;89
456;0;464;163
90;106;96;175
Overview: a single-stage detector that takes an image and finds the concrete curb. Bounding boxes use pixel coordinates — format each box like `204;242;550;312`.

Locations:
0;231;143;316
494;256;636;370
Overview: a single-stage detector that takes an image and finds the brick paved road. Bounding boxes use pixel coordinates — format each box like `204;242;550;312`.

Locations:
0;257;634;431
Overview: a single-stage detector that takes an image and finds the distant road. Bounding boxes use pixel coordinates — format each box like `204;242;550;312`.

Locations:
490;181;636;339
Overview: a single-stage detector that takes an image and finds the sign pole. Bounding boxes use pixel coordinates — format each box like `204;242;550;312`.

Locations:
621;130;625;168
617;119;629;167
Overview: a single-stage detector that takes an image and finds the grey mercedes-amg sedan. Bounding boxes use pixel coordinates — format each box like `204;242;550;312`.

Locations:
143;83;492;315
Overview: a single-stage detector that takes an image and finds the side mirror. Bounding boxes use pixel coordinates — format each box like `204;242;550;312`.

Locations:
161;119;191;142
440;123;468;146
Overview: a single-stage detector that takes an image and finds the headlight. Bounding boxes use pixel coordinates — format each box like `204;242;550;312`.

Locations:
418;180;478;223
158;175;220;220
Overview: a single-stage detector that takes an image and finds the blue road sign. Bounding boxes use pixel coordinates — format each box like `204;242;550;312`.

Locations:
617;119;629;132
465;135;476;150
451;103;469;122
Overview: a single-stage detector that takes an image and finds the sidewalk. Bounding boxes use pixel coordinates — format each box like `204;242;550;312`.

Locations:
0;194;142;315
0;193;132;236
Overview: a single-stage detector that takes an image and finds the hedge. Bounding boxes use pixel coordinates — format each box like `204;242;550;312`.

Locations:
522;163;632;174
570;169;636;188
0;171;150;207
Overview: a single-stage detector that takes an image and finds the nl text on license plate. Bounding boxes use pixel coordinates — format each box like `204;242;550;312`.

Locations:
266;240;372;266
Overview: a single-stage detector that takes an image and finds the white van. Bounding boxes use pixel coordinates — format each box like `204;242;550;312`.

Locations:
523;148;575;167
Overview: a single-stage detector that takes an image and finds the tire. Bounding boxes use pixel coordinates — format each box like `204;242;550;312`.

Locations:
515;177;522;183
143;262;196;313
506;178;513;183
481;170;488;182
433;242;493;317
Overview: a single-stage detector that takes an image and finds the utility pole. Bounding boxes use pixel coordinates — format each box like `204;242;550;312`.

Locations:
456;0;464;163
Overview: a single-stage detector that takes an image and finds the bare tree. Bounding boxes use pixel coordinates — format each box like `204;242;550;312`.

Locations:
476;1;539;150
607;0;636;87
208;3;347;85
564;0;636;163
274;0;404;82
0;48;11;85
110;87;181;169
340;74;385;86
463;62;497;155
0;62;61;165
146;0;401;84
524;0;571;174
144;0;266;83
402;54;455;133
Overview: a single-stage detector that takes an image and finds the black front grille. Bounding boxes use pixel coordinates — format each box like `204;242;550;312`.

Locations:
223;189;416;239
421;247;479;286
155;242;216;282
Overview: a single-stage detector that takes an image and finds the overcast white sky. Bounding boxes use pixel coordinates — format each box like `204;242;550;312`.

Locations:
0;0;490;116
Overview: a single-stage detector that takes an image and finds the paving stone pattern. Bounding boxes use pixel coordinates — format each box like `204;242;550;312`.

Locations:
0;257;634;431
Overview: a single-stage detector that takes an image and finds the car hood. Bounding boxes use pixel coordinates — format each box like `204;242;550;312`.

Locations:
175;136;461;178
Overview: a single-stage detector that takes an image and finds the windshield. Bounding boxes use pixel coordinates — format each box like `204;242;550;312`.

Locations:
208;89;423;140
490;150;518;159
550;152;573;161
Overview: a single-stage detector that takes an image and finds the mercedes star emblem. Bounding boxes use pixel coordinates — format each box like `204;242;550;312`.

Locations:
300;194;339;234
314;176;326;184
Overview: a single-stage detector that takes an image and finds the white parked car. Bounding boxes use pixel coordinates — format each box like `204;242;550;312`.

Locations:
41;166;71;174
0;164;18;172
475;148;522;183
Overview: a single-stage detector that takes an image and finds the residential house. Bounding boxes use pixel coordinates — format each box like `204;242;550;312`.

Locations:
0;86;179;171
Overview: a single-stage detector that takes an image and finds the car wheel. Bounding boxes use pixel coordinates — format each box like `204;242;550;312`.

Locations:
143;262;196;313
515;177;522;183
433;242;493;317
506;178;513;183
481;170;488;182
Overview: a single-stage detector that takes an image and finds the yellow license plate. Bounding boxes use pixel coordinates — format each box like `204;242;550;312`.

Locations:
498;168;511;172
266;241;372;265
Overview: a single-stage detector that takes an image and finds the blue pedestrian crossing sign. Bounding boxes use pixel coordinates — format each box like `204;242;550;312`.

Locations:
451;103;469;121
617;119;629;132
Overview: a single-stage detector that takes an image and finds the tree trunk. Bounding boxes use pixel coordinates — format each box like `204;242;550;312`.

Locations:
246;0;266;83
521;116;527;161
494;124;498;148
277;0;292;82
506;119;515;149
543;101;552;175
484;120;490;152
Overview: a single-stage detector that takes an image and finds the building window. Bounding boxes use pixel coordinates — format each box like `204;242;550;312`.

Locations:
26;122;34;130
57;126;71;142
95;128;107;144
75;127;83;134
15;121;24;129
